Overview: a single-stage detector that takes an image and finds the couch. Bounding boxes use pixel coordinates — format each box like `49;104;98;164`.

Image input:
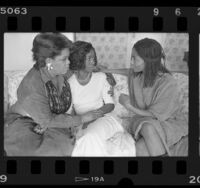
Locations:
4;70;189;156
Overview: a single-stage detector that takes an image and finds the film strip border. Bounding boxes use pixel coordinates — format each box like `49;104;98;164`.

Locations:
0;158;190;185
0;6;200;185
1;13;190;32
0;7;198;32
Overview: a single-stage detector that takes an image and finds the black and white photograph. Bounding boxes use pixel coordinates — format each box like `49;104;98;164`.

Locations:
4;32;188;157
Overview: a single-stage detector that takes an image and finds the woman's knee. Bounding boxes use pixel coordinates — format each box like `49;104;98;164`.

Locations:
136;138;149;156
140;123;156;138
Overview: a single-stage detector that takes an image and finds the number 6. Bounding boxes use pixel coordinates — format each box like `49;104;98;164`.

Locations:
14;8;20;14
175;8;181;16
197;8;200;16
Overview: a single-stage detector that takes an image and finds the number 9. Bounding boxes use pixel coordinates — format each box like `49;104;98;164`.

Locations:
0;175;7;183
153;8;159;16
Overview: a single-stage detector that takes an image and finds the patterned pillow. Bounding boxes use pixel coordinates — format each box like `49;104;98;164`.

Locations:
112;74;131;117
172;72;188;119
5;70;29;106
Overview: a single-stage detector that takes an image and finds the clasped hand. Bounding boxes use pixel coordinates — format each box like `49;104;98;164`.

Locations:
119;93;130;107
33;124;47;135
81;110;104;124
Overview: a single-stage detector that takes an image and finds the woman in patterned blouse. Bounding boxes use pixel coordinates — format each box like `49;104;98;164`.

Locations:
4;33;104;156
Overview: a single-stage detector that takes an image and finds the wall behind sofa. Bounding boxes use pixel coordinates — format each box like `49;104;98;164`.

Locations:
75;33;189;73
4;33;74;71
4;33;188;73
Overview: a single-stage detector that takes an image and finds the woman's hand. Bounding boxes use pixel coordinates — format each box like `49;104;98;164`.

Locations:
119;93;130;107
33;125;46;135
92;109;104;117
81;110;103;123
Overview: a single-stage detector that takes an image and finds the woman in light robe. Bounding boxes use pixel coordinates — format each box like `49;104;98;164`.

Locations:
98;38;188;156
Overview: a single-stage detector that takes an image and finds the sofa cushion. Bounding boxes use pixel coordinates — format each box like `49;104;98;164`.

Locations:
112;74;130;117
4;70;188;121
5;70;28;107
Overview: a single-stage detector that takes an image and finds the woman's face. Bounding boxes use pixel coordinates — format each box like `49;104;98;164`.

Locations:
84;49;96;72
49;48;70;75
130;48;145;72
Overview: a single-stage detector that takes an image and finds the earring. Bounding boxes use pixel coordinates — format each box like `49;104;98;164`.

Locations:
47;63;53;70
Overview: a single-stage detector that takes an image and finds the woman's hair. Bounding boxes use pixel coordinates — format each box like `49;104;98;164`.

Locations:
131;38;170;87
128;38;171;106
69;41;97;71
32;33;72;70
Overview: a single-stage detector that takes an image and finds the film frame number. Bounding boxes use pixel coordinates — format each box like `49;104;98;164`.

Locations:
91;177;104;183
175;8;181;16
189;176;200;184
153;8;159;16
0;175;7;183
0;7;27;15
197;8;200;16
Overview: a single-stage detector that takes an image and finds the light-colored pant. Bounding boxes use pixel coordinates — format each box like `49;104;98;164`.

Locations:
72;114;136;157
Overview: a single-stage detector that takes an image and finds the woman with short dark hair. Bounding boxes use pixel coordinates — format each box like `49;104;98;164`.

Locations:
4;33;101;156
67;41;136;157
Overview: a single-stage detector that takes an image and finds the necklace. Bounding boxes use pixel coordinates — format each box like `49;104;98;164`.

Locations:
76;72;92;84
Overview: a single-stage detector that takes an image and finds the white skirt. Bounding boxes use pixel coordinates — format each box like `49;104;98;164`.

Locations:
71;113;136;157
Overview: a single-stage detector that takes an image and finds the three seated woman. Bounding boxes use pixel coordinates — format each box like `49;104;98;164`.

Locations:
4;33;188;157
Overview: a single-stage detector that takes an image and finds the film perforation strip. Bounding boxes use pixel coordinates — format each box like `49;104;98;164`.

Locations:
31;160;41;174
6;16;189;32
55;160;66;174
6;160;17;174
153;17;163;31
104;17;115;31
79;160;90;174
80;17;90;31
32;17;42;31
56;17;66;31
104;160;114;175
7;16;17;30
5;159;189;175
152;160;162;175
177;17;187;31
128;160;138;175
128;17;139;31
176;160;187;175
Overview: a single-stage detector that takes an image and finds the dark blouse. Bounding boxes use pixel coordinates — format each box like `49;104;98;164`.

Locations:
12;67;82;129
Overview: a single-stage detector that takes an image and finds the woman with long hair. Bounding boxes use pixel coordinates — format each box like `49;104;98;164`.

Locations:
98;38;188;156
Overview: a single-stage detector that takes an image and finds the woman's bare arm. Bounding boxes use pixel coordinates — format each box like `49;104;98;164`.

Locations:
96;103;115;115
119;94;153;118
124;103;153;117
80;104;115;129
